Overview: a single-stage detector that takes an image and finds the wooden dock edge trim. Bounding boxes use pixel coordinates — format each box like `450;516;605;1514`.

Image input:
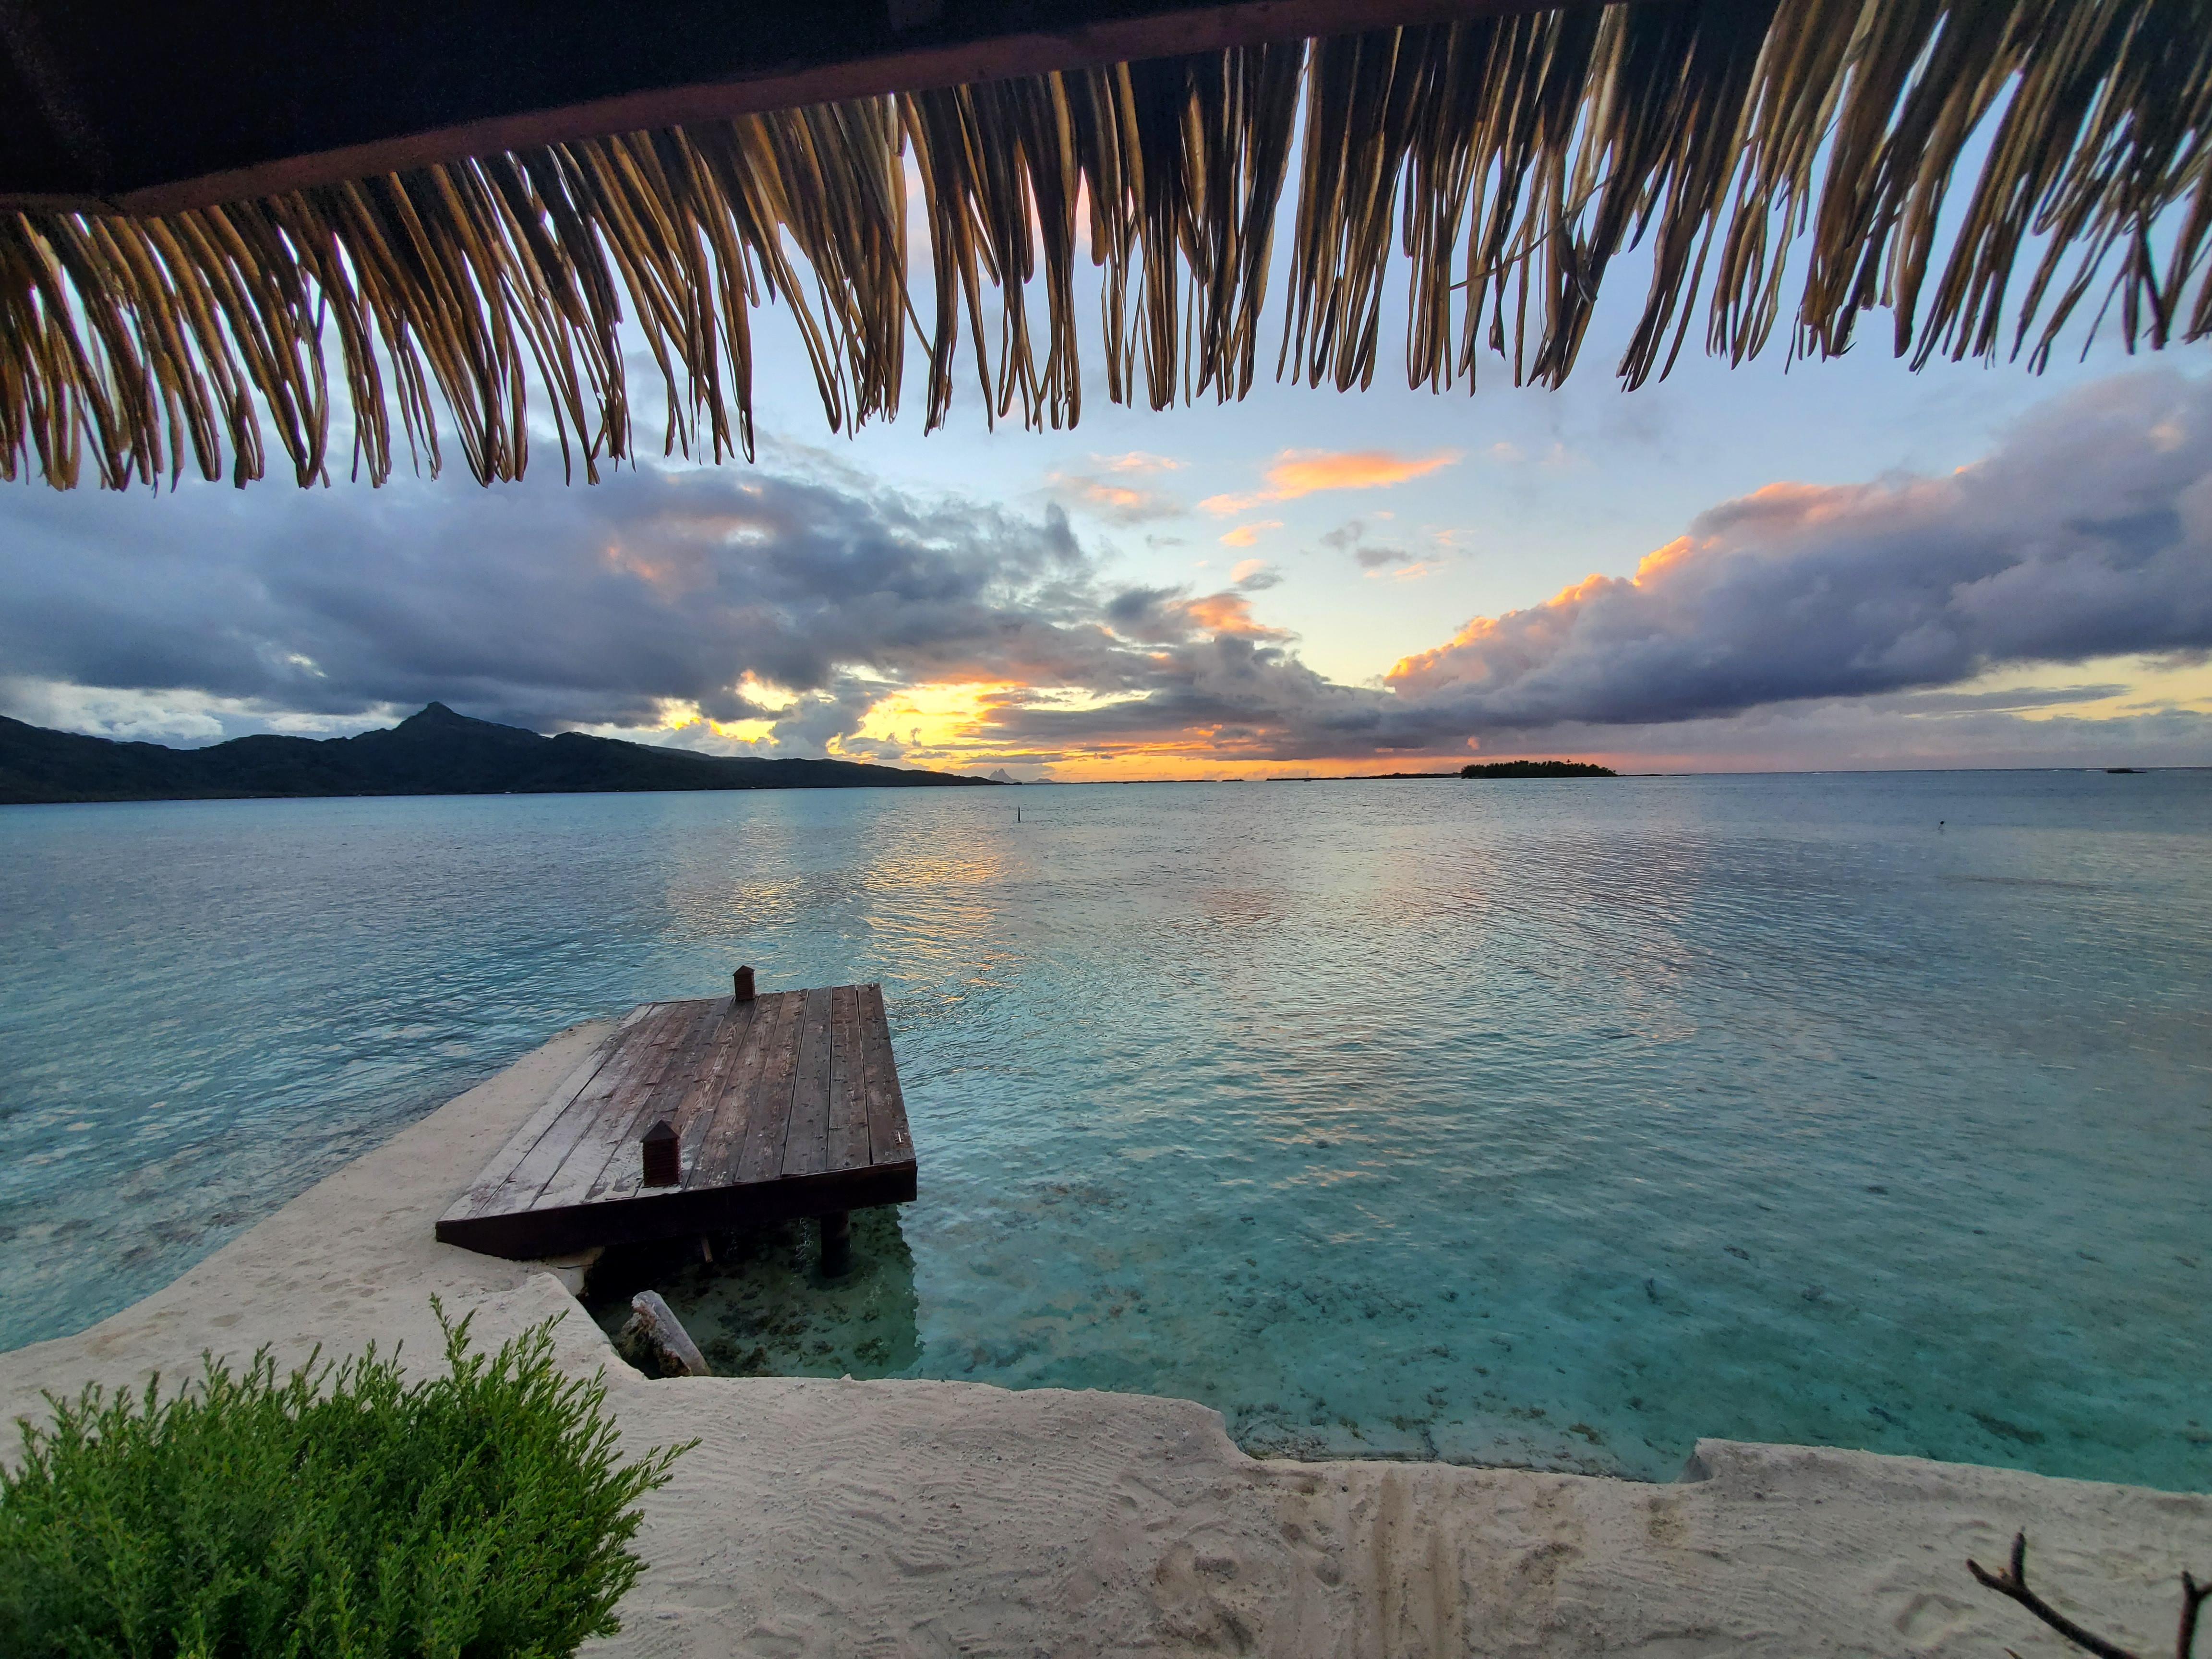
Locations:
434;1162;918;1262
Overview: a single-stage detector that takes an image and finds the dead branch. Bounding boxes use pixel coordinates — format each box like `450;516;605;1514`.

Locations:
1969;1532;2212;1659
2177;1573;2210;1659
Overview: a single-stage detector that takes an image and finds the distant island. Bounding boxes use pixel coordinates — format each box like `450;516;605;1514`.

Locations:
1460;760;1617;778
1254;761;1626;781
0;702;1003;805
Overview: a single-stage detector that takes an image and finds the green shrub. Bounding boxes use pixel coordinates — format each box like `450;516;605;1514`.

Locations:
0;1303;690;1659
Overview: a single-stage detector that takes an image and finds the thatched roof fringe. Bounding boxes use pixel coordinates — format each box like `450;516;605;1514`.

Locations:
4;0;2210;490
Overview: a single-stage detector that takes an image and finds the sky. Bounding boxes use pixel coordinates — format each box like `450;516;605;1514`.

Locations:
3;191;2210;779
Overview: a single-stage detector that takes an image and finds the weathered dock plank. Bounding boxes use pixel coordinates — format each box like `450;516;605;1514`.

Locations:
825;984;869;1174
859;983;914;1166
535;998;714;1213
444;1000;685;1225
736;991;804;1187
445;1038;621;1218
589;999;739;1205
782;987;833;1179
435;982;918;1260
691;993;773;1180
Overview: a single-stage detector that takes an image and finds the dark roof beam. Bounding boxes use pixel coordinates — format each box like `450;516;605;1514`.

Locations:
0;0;1576;216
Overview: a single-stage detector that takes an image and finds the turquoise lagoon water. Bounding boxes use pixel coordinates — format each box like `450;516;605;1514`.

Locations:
1;773;2207;1488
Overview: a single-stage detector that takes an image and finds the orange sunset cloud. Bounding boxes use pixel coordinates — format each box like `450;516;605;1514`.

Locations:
1202;448;1459;515
1181;591;1279;635
1099;451;1184;474
1218;519;1282;547
1079;480;1155;511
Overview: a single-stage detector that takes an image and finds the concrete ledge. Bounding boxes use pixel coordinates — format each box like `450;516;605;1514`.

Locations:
3;1028;2202;1658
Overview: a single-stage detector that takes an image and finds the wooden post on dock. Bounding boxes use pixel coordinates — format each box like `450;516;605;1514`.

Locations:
641;1119;680;1187
733;964;755;1002
821;1210;851;1275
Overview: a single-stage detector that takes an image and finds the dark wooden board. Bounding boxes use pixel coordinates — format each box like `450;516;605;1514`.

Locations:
691;992;775;1185
736;991;804;1186
590;998;740;1204
535;998;715;1212
436;982;917;1261
781;987;833;1179
826;984;870;1173
443;999;685;1223
860;982;914;1166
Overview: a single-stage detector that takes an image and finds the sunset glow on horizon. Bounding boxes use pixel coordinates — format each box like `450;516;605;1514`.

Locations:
3;287;2206;777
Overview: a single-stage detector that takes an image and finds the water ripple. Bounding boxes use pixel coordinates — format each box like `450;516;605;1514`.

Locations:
0;773;2207;1488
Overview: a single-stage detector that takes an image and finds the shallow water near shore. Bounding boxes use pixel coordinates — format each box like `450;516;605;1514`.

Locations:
2;772;2208;1487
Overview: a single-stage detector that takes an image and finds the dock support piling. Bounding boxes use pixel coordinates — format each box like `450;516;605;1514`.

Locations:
820;1210;852;1275
733;964;755;1002
616;1290;710;1378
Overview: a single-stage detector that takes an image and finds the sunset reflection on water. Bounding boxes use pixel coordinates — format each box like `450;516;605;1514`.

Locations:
1;769;2207;1489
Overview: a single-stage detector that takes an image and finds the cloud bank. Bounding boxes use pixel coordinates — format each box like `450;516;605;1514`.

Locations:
978;370;2212;765
0;371;2206;772
0;467;1105;752
1387;372;2212;730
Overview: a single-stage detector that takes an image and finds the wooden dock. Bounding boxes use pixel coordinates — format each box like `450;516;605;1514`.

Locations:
436;982;916;1261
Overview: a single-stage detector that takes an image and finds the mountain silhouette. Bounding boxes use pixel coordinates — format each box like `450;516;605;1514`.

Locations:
0;703;1002;805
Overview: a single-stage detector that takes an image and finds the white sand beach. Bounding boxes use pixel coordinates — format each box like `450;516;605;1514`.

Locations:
3;1025;2203;1658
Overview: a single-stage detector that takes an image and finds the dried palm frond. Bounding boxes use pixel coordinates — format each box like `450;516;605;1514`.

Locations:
4;0;2210;491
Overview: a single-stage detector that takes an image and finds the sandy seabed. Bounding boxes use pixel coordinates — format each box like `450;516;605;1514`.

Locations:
2;1023;2204;1658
